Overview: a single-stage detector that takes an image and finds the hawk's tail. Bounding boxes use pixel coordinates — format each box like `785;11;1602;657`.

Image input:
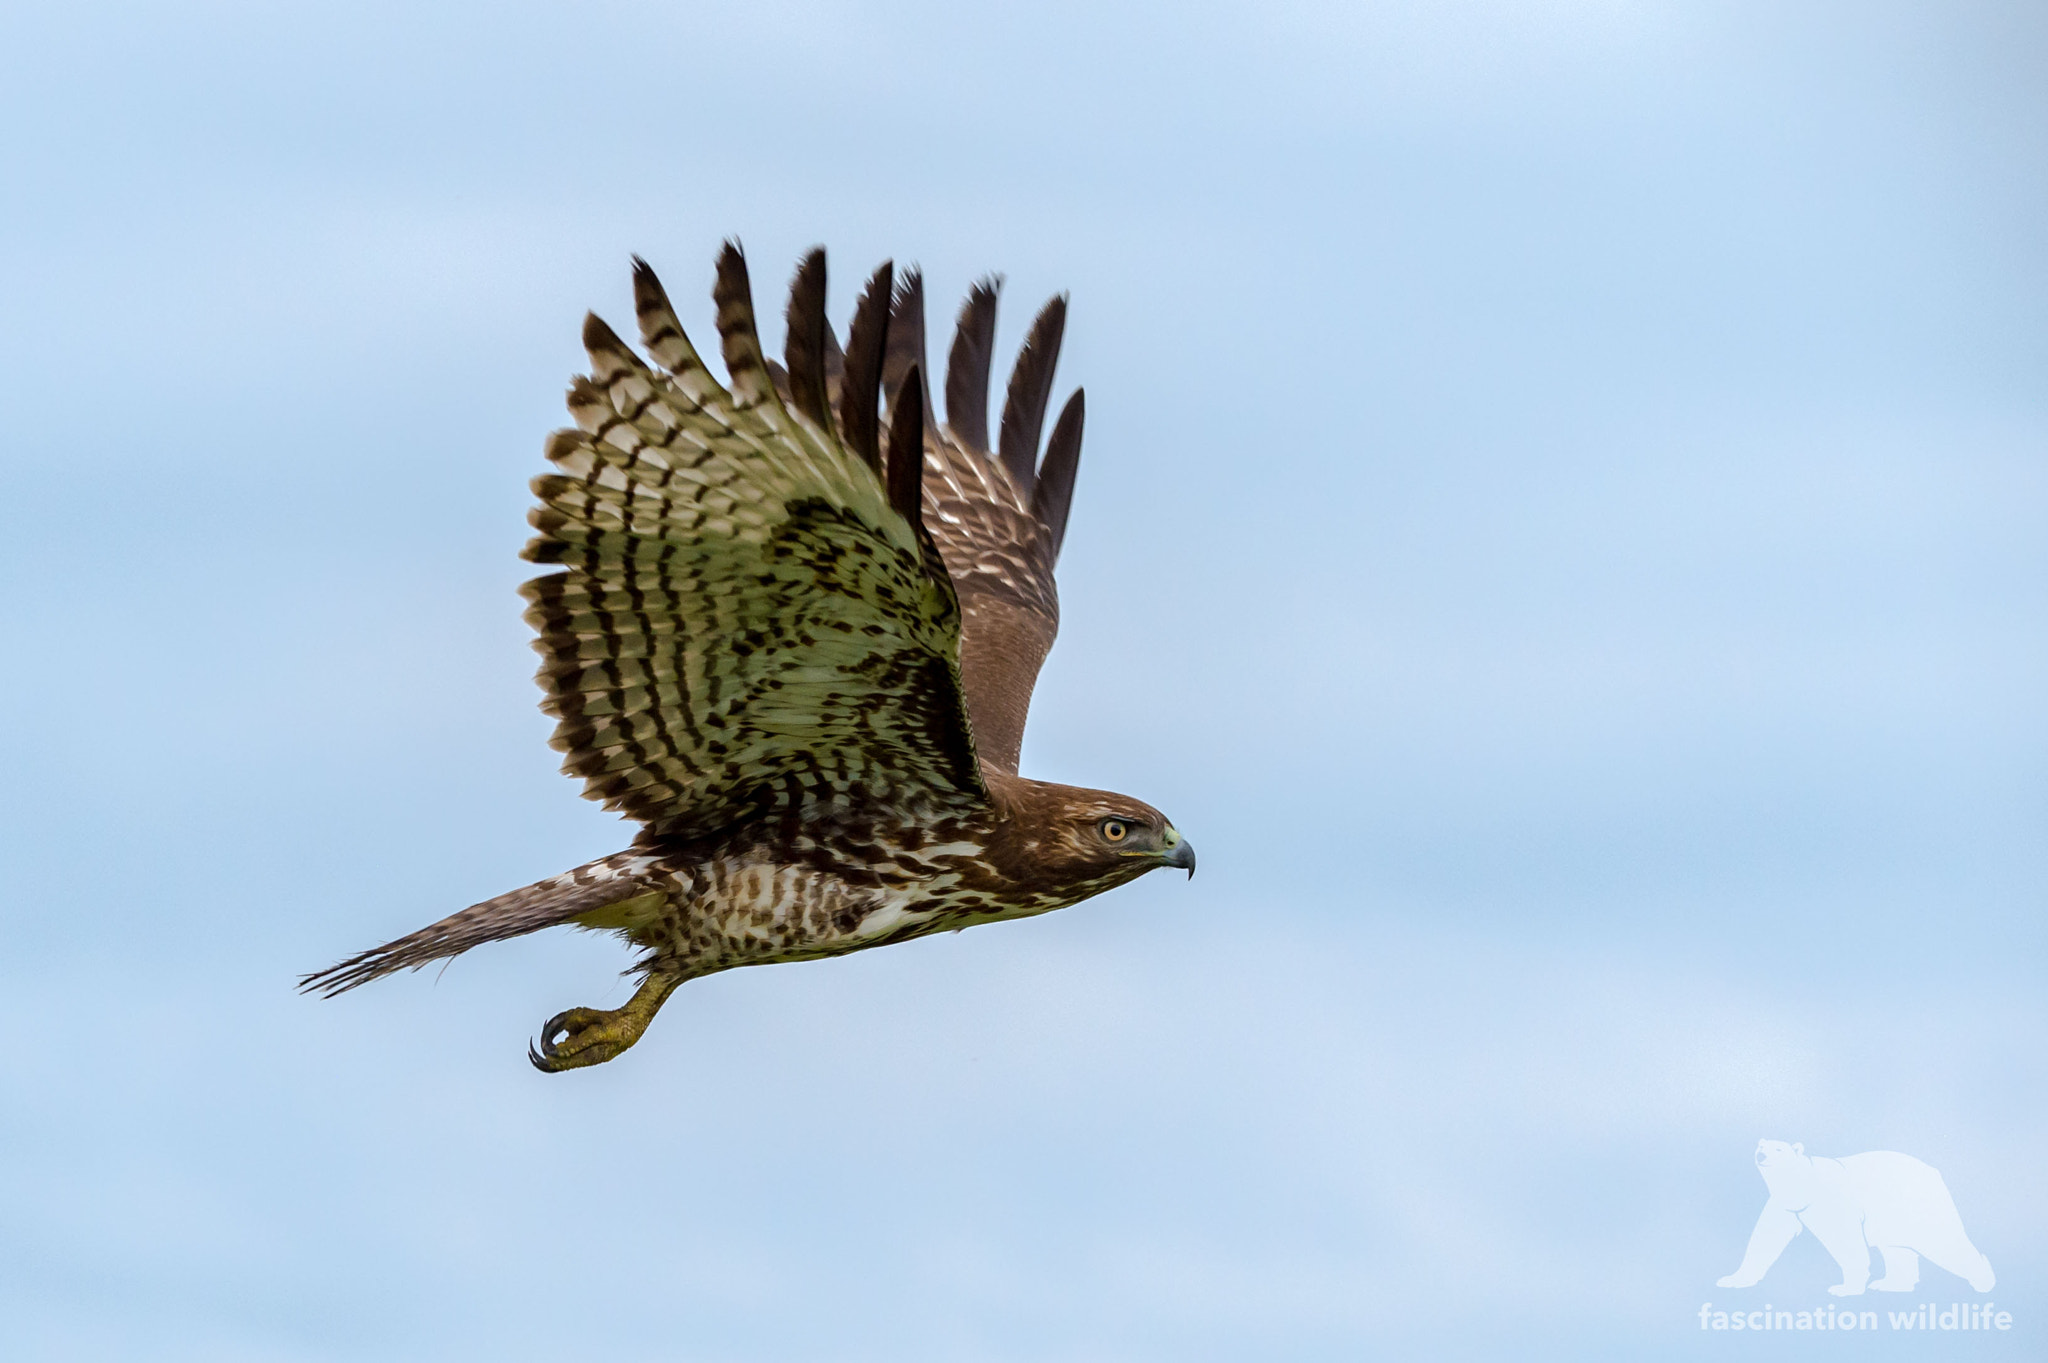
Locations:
300;850;665;997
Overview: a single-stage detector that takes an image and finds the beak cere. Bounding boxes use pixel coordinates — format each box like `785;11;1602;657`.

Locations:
1166;836;1196;878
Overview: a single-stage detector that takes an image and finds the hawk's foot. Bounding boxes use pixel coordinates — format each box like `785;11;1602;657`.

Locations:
528;970;682;1073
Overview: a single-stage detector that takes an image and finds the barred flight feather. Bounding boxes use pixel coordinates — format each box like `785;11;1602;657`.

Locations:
997;296;1069;494
839;263;893;476
883;268;936;428
523;250;981;841
943;277;1002;452
1033;388;1086;558
782;247;833;434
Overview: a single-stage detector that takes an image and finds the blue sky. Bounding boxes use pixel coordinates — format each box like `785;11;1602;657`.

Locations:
1;2;2042;1359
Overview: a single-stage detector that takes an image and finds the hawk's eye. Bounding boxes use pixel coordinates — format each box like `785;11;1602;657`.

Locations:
1101;818;1129;843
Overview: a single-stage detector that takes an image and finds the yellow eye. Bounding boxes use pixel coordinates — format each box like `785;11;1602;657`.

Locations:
1101;819;1129;843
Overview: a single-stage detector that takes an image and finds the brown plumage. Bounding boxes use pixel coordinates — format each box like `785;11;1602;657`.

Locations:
998;293;1067;495
944;277;1001;452
303;242;1193;1071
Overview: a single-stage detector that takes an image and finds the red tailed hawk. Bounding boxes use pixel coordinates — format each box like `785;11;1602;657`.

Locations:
304;244;1194;1071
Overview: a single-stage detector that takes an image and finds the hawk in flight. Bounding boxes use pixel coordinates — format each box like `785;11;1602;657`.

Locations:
305;244;1193;1070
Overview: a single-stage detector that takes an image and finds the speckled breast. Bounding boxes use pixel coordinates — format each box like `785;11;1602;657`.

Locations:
633;818;1060;975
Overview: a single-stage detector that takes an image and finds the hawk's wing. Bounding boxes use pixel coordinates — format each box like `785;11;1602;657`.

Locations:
875;275;1085;777
525;245;985;841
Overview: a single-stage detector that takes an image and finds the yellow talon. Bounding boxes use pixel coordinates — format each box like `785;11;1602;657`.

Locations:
529;970;683;1073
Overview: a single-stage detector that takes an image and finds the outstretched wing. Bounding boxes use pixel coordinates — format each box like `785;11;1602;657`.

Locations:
525;244;983;841
891;276;1086;776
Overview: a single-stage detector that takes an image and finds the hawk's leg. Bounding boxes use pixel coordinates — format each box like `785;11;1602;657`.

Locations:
529;969;684;1073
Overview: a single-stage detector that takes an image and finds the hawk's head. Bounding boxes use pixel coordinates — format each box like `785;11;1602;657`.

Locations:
985;774;1195;901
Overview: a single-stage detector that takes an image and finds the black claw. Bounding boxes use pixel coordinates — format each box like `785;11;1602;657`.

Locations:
539;1010;575;1057
528;1000;650;1074
532;1008;616;1074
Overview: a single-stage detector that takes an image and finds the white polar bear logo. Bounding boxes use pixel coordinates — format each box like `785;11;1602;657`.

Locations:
1718;1140;1994;1296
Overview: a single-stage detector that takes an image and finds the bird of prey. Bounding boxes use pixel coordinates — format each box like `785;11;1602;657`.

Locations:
304;243;1193;1071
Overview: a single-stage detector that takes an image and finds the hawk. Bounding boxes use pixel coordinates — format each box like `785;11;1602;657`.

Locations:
304;244;1194;1071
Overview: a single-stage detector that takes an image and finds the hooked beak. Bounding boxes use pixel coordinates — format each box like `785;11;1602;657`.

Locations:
1165;829;1196;879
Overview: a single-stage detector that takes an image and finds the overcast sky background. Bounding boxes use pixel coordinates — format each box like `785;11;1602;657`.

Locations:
1;1;2042;1359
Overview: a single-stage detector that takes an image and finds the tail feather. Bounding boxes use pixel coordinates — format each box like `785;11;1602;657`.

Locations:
301;850;663;997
